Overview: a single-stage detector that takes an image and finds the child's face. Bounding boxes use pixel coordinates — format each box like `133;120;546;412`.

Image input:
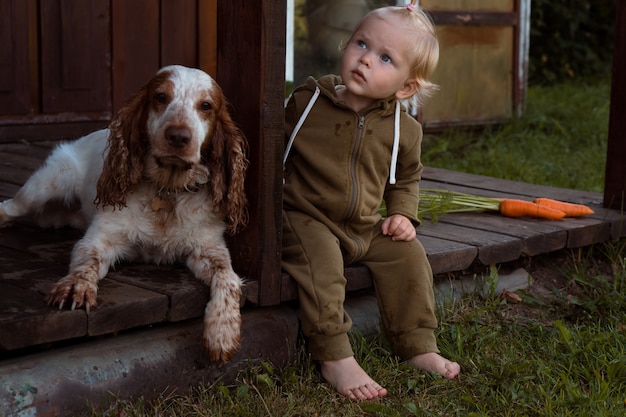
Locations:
340;14;416;111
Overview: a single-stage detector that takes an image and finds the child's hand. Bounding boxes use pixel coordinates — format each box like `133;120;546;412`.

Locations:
381;214;416;242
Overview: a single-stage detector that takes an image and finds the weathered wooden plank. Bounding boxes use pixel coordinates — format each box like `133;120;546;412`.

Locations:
0;248;87;351
2;228;173;341
107;264;209;322
430;204;611;251
0;140;56;152
418;220;522;265
0;155;44;177
25;141;59;151
416;234;478;274
421;173;616;250
2;241;171;339
0;143;53;168
559;217;612;249
588;207;626;239
2;234;188;345
429;212;568;257
0;246;68;291
0;183;20;200
0;224;80;262
87;279;169;337
429;173;623;240
3;226;206;332
0;121;108;143
0;163;34;186
0;283;86;351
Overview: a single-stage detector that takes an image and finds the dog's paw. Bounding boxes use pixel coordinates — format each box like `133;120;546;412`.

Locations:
46;275;99;313
203;309;241;363
203;334;241;363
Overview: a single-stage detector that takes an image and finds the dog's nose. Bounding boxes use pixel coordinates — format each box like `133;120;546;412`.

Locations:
166;126;192;148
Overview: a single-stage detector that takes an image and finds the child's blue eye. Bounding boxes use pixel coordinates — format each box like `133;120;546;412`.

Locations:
381;54;392;63
357;40;367;49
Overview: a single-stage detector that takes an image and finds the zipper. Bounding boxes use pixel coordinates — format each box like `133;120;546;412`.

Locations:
340;114;366;260
348;116;365;217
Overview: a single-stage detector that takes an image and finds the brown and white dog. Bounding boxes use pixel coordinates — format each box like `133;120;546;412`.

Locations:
0;65;248;362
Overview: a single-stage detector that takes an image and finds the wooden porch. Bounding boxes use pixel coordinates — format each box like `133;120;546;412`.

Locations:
1;138;623;354
0;1;625;415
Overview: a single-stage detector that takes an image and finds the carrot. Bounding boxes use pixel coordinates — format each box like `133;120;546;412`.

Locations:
533;197;594;217
499;199;566;220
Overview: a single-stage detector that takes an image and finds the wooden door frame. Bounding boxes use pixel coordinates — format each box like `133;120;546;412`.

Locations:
216;0;286;306
604;0;626;210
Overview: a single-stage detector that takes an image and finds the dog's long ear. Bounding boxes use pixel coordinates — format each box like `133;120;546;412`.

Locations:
95;77;156;208
206;90;249;234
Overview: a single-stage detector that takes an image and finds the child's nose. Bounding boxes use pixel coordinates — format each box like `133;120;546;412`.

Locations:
359;52;372;67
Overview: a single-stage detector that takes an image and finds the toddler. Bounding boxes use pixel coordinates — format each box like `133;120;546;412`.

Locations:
282;0;461;400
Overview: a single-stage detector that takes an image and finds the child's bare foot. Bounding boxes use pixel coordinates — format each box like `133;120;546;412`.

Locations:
320;356;388;400
407;352;461;379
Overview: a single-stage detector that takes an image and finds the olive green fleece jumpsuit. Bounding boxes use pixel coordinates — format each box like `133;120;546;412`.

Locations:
282;75;439;361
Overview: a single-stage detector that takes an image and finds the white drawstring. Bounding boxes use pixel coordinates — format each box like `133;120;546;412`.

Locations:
388;101;401;185
283;86;321;167
283;86;400;186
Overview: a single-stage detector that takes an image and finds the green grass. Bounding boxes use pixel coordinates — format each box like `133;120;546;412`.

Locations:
90;241;626;417
422;78;611;193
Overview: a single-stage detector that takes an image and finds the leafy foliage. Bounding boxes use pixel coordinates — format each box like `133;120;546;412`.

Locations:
529;0;617;84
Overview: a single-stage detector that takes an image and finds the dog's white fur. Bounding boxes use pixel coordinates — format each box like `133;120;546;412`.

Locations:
0;65;248;362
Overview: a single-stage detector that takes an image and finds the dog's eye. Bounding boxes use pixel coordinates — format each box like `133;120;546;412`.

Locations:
200;101;212;111
155;92;168;103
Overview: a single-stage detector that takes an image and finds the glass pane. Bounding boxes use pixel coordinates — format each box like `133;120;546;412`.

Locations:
290;0;392;91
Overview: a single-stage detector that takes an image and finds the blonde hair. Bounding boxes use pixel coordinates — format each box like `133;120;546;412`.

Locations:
346;1;439;107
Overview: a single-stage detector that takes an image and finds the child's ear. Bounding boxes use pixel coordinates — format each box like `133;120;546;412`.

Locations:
396;79;418;100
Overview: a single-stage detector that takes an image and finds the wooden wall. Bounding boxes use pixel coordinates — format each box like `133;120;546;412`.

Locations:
111;0;217;111
0;0;111;140
0;0;218;142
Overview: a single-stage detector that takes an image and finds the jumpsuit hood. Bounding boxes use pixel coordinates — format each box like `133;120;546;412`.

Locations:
284;75;404;184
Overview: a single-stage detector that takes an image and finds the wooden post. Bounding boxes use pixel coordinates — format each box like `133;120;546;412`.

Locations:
216;0;286;306
604;0;626;209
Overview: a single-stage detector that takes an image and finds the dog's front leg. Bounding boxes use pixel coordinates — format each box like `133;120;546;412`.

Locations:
187;246;243;363
46;228;120;313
